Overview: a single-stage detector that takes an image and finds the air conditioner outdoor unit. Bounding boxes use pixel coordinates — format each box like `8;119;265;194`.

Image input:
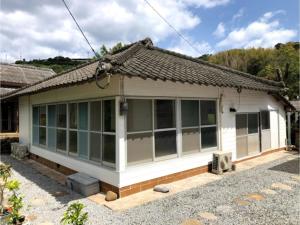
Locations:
212;151;232;175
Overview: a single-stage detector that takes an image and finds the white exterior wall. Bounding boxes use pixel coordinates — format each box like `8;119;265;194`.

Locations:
18;77;122;186
118;77;286;187
17;75;287;188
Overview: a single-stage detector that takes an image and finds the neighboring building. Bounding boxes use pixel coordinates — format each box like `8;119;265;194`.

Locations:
288;100;300;148
0;63;55;134
1;38;294;197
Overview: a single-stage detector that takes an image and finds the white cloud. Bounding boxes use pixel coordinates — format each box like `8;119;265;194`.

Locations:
168;37;213;57
182;0;231;8
232;8;244;21
217;11;297;49
213;22;225;38
2;0;228;62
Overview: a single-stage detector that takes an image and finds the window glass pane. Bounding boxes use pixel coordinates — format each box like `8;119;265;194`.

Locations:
56;129;66;151
200;101;216;125
248;113;258;134
47;128;56;150
154;100;175;129
155;130;176;157
103;134;115;164
79;102;88;130
127;132;153;164
182;128;199;153
181;100;199;127
90;133;101;162
201;127;217;149
39;106;46;126
33;107;39;125
127;99;152;132
48;105;56;127
261;111;270;130
69;103;77;129
33;126;39;144
57;104;66;128
39;127;46;145
90;101;101;131
78;132;88;158
236;114;247;136
69;131;77;154
104;100;115;132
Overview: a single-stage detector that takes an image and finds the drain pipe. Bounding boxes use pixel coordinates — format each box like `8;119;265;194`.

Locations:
218;87;224;151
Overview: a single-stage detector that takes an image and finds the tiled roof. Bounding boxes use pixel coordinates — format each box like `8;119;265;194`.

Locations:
0;87;17;96
0;63;56;87
1;38;284;99
290;100;300;111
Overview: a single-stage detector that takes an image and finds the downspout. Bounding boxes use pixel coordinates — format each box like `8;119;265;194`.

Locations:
218;87;224;151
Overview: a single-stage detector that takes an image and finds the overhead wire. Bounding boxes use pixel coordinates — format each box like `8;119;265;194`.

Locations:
144;0;202;55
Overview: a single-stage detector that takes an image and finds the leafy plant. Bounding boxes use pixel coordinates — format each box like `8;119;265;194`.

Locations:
61;202;88;225
7;180;24;224
0;164;12;214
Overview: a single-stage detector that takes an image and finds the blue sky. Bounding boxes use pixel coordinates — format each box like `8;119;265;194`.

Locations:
1;0;299;61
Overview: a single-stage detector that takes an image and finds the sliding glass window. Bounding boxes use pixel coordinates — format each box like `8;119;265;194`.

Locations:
32;98;116;168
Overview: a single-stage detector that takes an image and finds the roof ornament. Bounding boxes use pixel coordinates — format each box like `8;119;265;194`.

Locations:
95;62;112;89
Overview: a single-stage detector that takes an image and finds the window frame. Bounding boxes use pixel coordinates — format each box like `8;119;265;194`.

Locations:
125;97;219;167
31;97;116;169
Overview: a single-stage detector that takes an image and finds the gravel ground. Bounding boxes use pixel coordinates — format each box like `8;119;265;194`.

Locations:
1;152;299;225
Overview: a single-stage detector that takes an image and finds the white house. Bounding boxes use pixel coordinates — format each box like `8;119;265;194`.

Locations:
1;38;293;197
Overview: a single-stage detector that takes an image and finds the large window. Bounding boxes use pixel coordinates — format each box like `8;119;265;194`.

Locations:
32;98;116;167
126;98;218;165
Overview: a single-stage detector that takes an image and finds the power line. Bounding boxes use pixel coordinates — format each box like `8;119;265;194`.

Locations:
144;0;202;55
61;0;98;57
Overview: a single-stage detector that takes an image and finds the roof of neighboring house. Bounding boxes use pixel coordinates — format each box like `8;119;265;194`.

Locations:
0;87;17;96
0;63;56;87
290;100;300;111
1;38;285;99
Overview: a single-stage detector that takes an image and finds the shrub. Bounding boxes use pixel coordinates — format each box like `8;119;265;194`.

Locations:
61;202;88;225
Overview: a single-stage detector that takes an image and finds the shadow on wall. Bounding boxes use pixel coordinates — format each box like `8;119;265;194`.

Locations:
269;157;300;175
0;155;83;204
